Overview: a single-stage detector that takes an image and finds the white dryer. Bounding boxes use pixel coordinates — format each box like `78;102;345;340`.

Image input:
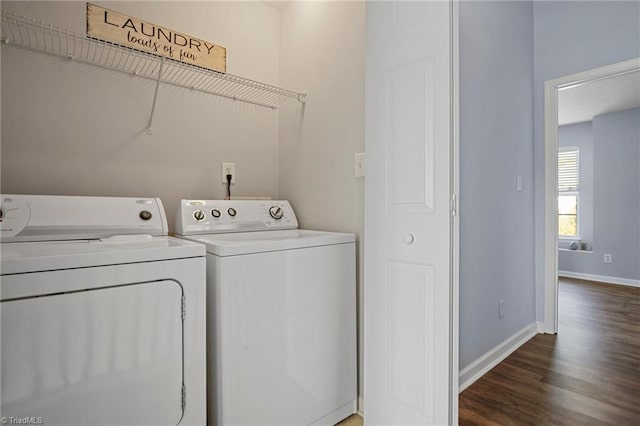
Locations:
0;195;206;426
175;200;357;426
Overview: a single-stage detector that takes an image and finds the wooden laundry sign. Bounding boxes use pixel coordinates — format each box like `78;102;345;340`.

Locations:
86;3;227;73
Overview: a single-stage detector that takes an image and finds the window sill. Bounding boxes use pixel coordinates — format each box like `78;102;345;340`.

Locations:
558;248;593;253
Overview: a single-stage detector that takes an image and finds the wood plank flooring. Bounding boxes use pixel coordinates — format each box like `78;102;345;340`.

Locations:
459;278;640;425
337;414;363;426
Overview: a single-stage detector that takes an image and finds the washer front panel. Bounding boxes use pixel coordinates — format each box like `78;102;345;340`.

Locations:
208;243;357;425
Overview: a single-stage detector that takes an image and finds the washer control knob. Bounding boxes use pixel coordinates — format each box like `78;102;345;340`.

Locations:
193;210;206;222
227;207;237;217
211;208;221;218
269;206;284;220
139;210;152;221
0;207;4;220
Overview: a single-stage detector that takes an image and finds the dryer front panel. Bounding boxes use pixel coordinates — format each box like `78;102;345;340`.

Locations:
1;280;184;425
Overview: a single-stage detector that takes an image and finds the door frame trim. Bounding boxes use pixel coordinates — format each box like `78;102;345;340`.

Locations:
450;0;460;422
542;57;640;334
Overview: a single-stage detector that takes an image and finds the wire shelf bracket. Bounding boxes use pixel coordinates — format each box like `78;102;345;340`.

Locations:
1;10;307;134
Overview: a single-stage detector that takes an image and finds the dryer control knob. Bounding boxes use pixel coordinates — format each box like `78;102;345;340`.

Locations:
211;208;221;218
269;206;283;220
227;207;237;217
139;210;152;221
193;210;206;222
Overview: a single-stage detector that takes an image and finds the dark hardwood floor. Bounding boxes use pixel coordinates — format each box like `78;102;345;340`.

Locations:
459;278;640;425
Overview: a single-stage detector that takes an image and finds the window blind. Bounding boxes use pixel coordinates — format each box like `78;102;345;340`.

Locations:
558;149;579;192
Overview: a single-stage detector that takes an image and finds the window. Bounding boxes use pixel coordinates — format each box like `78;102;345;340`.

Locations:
558;148;579;237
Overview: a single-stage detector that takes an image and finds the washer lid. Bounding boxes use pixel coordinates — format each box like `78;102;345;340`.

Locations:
181;229;355;256
1;236;205;274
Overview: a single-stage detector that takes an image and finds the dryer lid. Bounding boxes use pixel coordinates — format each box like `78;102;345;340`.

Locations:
1;236;204;274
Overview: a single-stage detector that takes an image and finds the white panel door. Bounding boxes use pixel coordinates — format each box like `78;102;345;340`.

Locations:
365;1;453;425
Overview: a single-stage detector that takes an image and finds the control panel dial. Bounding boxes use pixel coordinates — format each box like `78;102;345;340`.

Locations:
227;207;237;217
0;197;30;238
211;208;221;218
193;210;206;222
139;210;152;221
269;206;284;220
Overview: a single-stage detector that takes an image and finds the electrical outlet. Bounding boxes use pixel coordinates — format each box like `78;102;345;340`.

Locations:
221;162;236;184
603;253;612;263
499;299;505;318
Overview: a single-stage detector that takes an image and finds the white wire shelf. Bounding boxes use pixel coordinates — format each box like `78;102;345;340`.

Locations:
1;10;306;132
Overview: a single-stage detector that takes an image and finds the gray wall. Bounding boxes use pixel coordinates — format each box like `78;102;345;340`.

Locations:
459;0;640;369
558;108;640;280
459;0;535;369
533;1;640;319
591;108;640;280
561;108;640;281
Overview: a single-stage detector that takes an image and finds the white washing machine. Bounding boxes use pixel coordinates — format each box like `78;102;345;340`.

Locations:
0;195;207;426
175;200;357;426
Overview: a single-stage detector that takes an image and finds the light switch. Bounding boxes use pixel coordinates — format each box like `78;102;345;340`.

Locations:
355;152;365;178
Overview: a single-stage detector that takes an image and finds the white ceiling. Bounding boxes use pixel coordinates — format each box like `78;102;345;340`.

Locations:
558;70;640;126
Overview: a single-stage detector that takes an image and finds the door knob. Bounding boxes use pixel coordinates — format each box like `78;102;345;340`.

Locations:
403;233;415;245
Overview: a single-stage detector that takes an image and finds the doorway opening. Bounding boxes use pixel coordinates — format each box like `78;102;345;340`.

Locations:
543;57;640;333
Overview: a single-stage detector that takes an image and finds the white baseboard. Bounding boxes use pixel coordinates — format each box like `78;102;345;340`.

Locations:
458;322;539;393
559;270;640;288
537;320;555;335
311;400;356;425
357;396;364;417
